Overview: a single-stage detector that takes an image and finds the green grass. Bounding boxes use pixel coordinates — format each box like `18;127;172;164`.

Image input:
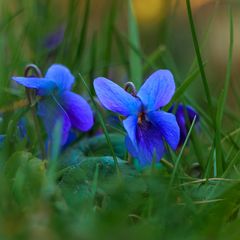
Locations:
1;0;240;239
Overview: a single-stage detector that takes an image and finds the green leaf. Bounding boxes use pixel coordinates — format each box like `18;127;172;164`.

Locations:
59;156;139;191
60;133;126;167
5;151;45;204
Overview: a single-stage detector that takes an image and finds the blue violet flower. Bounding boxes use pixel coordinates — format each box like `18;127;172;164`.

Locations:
12;64;94;145
94;70;180;166
44;26;65;51
169;103;199;148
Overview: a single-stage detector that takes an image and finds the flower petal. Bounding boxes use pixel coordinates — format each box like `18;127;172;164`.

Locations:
148;110;180;150
123;115;138;147
44;26;65;50
125;136;138;158
123;114;166;166
179;104;199;122
62;130;78;150
12;77;57;95
94;77;141;116
174;104;199;146
37;97;71;144
60;91;94;132
137;70;175;111
45;64;74;92
135;122;165;166
176;113;187;146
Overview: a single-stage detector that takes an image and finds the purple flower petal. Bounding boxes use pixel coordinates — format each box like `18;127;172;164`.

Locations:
176;112;187;146
174;104;199;146
123;112;173;166
178;104;199;123
12;77;57;96
125;136;138;158
60;91;94;132
135;121;165;166
94;77;141;116
123;116;165;166
37;97;71;145
62;130;78;149
45;64;74;92
148;110;180;150
137;70;175;111
123;115;138;147
44;26;65;50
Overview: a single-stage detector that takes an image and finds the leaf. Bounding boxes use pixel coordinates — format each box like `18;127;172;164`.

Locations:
60;133;126;167
5;151;46;204
58;156;139;192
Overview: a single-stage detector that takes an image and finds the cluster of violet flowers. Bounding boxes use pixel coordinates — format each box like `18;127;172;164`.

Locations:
12;64;198;167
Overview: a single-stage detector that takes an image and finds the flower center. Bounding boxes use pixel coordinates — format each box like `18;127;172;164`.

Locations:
137;111;145;124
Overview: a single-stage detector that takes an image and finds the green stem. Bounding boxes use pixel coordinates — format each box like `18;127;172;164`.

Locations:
24;64;46;159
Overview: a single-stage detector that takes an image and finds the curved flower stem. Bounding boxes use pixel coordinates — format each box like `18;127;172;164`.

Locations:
24;64;46;159
124;82;137;97
24;64;43;77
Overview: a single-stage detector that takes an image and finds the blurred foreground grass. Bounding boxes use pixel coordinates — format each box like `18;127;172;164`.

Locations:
1;0;240;239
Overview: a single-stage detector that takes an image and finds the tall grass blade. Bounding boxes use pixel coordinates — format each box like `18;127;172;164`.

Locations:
78;73;120;175
186;0;213;113
215;8;233;175
166;116;197;197
128;0;142;88
74;0;91;67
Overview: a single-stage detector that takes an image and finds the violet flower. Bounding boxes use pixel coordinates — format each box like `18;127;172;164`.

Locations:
94;70;180;166
169;103;199;148
12;64;94;145
44;26;65;50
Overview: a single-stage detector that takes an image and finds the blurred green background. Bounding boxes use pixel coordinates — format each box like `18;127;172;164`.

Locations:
1;0;240;122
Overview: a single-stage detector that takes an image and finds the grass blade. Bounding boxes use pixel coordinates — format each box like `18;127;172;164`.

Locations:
102;0;117;76
164;66;200;110
78;73;120;175
186;0;213;113
215;8;233;175
74;0;91;67
128;0;142;88
166;116;197;198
